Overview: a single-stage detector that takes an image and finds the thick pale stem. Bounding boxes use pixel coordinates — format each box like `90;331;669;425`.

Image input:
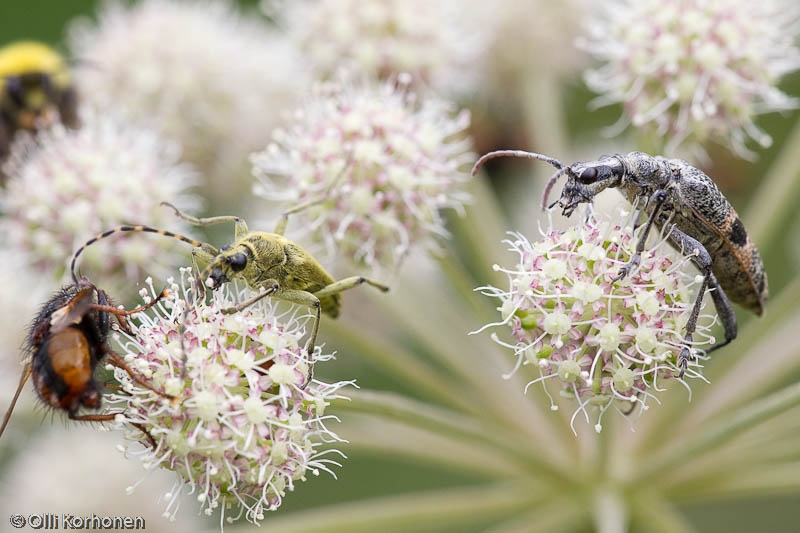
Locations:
223;483;535;533
339;389;579;487
594;488;629;533
522;72;569;157
743;118;800;251
324;321;474;413
631;492;694;533
633;381;800;482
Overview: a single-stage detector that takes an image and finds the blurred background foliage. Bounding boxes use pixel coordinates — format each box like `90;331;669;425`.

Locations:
1;1;800;532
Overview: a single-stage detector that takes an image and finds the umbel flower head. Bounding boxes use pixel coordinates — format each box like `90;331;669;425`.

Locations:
68;0;307;207
110;270;350;525
579;0;800;159
0;109;196;287
282;0;483;94
251;75;473;274
474;209;716;433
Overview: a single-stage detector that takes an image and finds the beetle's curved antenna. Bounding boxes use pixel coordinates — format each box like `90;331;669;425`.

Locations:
471;150;565;176
471;150;577;211
541;167;571;211
70;225;204;283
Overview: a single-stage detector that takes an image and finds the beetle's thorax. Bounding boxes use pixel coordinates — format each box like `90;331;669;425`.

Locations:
615;153;672;204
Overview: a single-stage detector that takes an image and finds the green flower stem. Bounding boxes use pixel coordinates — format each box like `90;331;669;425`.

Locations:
677;464;800;500
340;415;524;479
227;483;537;533
447;174;514;290
631;380;800;484
324;320;476;414
487;501;590;533
339;389;580;487
686;312;800;421
435;251;499;325
630;491;694;533
743;117;800;253
369;272;568;446
632;275;800;452
662;461;800;502
701;275;800;381
650;415;800;497
522;71;569;158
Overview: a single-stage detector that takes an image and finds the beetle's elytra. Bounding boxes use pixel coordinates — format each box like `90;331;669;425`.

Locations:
473;150;767;376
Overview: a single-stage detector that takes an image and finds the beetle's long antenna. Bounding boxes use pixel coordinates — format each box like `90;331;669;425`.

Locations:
471;150;571;212
542;167;570;211
471;150;564;176
70;225;203;283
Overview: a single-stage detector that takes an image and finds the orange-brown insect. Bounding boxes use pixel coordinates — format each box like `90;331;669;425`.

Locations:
0;278;169;439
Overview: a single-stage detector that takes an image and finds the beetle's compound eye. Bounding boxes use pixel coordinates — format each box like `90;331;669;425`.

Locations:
578;166;598;184
228;252;247;272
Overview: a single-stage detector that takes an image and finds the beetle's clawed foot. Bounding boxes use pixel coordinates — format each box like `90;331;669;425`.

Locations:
613;257;640;282
677;346;694;378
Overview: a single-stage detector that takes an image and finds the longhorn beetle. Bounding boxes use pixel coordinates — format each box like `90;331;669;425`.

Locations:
69;202;390;380
472;150;768;376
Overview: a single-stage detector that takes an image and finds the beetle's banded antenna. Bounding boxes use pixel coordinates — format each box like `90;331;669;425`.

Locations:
471;150;577;211
70;225;204;283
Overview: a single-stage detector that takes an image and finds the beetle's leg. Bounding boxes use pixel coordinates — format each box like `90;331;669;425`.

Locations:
161;201;249;240
68;411;157;448
274;196;331;236
312;276;391;299
219;280;281;314
221;277;389;388
665;226;737;377
704;272;738;354
68;412;117;423
272;157;352;236
614;190;668;282
105;349;175;401
264;288;323;389
189;243;220;300
219;285;322;388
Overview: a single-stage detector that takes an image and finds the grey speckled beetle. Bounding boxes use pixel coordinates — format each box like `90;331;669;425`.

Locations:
472;150;768;376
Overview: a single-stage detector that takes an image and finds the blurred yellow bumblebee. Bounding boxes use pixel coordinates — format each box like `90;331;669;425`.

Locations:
0;41;78;169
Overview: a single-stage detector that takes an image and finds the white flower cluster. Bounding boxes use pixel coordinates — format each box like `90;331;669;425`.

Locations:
580;0;800;159
252;76;473;273
476;211;716;432
0;111;196;287
111;271;351;524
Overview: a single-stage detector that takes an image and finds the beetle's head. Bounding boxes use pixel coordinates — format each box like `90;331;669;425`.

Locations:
549;157;625;217
470;150;627;218
205;245;253;290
